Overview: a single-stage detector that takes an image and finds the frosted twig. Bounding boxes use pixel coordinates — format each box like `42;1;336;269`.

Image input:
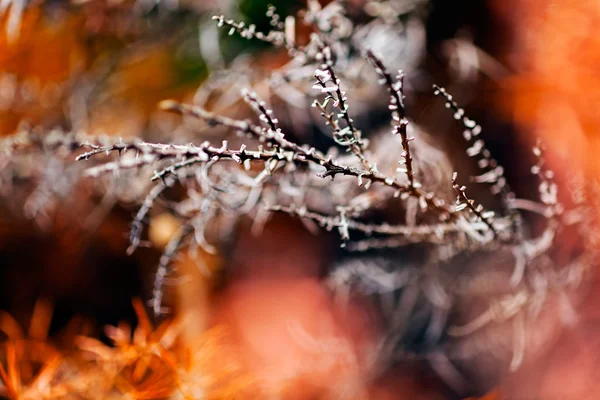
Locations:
366;50;415;188
452;172;497;238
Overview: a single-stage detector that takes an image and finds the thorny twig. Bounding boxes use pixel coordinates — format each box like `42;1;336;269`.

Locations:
267;203;509;246
312;45;372;170
433;85;524;239
151;222;194;318
366;50;415;188
452;172;498;239
213;5;300;56
128;176;177;255
531;139;563;221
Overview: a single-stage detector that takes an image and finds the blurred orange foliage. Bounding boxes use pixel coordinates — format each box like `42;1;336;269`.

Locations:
0;300;64;399
492;1;600;399
0;4;199;137
0;6;87;134
1;297;258;399
495;0;600;178
463;391;499;400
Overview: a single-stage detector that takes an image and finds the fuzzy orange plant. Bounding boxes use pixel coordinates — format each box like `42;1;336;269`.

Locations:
75;298;182;399
0;300;65;400
172;326;258;400
75;298;259;399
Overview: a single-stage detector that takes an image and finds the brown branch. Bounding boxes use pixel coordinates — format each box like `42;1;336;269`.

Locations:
151;222;193;318
452;172;497;238
434;85;522;240
313;46;372;170
267;203;494;242
366;50;415;188
128;176;177;255
433;86;507;193
212;6;302;56
242;90;280;133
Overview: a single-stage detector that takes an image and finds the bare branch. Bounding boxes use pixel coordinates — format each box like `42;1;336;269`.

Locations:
128;176;176;255
452;172;497;238
151;222;193;318
212;5;302;56
267;203;496;244
366;50;415;188
313;45;372;170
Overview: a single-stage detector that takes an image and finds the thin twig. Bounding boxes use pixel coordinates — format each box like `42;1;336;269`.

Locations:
366;50;415;188
313;45;372;170
452;172;497;238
